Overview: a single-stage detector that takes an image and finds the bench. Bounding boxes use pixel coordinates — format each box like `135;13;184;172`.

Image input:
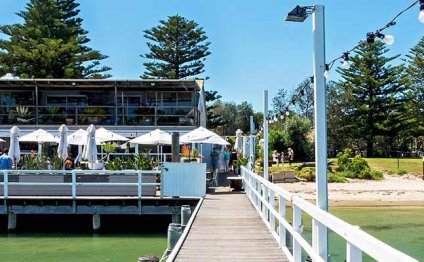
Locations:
227;176;243;191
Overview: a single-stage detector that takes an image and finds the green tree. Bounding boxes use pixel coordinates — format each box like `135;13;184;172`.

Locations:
291;78;314;122
141;15;211;79
269;114;313;161
336;41;408;157
205;90;225;130
404;36;424;137
0;0;110;79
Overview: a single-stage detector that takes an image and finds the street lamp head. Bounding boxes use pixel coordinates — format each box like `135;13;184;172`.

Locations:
285;5;312;22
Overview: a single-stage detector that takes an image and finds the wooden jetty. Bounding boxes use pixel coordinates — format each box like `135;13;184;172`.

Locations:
174;192;289;261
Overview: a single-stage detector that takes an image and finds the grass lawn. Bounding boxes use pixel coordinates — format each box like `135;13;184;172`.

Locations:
364;158;422;175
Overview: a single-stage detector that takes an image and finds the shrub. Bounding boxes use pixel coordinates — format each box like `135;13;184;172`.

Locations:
296;167;315;182
388;168;408;176
370;170;384;180
336;150;382;180
336;148;353;171
329;173;347;183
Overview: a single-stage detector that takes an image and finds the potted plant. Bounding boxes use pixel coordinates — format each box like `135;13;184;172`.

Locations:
180;145;201;163
103;142;115;161
80;107;107;124
47;106;60;123
63;110;74;125
11;106;32;123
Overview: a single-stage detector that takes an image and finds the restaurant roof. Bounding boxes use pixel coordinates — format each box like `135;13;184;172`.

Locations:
0;78;204;91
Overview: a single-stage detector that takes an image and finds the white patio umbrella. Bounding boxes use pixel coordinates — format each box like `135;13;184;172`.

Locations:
19;129;58;156
191;134;230;146
57;124;68;160
82;124;98;164
129;129;172;162
234;129;243;153
9;126;20;165
129;129;172;145
180;127;219;143
181;127;228;163
96;127;129;142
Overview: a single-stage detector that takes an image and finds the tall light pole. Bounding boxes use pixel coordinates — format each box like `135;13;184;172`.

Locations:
286;5;328;261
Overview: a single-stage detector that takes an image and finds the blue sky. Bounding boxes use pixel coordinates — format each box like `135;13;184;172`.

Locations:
1;0;423;111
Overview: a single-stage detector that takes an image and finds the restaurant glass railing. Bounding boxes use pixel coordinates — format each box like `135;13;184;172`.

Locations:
0;105;200;126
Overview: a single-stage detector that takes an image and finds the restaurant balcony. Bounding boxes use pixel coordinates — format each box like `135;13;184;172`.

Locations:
0;105;199;127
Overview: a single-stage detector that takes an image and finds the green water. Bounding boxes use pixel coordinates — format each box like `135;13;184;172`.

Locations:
0;233;166;262
298;207;424;261
0;208;423;261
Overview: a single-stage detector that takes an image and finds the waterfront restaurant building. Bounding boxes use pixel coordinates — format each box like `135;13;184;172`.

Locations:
0;78;206;139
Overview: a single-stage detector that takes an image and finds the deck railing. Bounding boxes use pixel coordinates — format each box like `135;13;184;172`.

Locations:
1;169;161;199
240;166;418;262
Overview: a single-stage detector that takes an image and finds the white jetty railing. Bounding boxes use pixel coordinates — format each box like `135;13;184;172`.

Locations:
1;169;160;199
241;166;418;262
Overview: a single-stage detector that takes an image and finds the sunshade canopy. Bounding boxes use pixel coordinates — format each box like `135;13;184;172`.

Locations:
180;127;220;143
19;129;58;143
129;129;172;145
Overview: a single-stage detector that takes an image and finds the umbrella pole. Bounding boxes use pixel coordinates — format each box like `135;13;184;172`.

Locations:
38;143;42;159
200;144;203;163
157;144;160;163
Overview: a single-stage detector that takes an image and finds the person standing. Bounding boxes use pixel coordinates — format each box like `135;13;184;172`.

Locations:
210;147;220;172
287;147;294;165
0;149;13;170
223;148;231;172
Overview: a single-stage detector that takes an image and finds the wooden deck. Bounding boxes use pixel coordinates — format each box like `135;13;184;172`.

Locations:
175;192;289;261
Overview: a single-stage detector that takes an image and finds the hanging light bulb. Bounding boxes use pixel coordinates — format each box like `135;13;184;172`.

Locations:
323;64;330;79
342;60;350;69
273;116;278;122
419;0;424;23
285;111;290;116
342;52;350;69
383;34;395;45
280;115;285;120
375;32;394;45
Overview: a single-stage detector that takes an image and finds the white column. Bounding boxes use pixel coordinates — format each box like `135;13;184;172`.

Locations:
249;116;255;171
263;90;269;181
312;5;328;261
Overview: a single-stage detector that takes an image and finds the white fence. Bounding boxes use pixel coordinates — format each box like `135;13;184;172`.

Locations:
0;169;160;199
240;166;418;262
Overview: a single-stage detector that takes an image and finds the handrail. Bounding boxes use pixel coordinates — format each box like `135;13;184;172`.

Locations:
1;169;161;199
166;197;204;262
240;166;418;262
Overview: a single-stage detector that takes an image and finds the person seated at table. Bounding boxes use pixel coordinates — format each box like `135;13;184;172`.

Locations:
64;153;75;170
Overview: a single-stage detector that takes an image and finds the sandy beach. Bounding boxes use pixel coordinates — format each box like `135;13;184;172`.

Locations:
276;174;424;207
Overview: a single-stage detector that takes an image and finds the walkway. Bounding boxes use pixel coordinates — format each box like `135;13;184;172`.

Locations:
175;191;289;261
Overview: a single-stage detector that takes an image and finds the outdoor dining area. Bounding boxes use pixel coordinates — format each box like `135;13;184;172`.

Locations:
1;125;230;172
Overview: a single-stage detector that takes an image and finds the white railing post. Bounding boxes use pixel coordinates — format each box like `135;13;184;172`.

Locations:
279;195;286;248
137;170;142;199
3;170;8;199
347;242;362;262
293;205;302;262
261;183;267;221
269;190;275;232
71;170;76;199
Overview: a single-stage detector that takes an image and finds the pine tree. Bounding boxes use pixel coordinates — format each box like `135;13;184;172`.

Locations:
141;15;211;79
337;41;408;157
404;36;424;136
0;0;110;79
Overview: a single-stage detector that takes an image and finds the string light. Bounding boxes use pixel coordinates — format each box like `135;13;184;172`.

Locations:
419;0;424;23
323;64;330;79
323;0;420;77
342;52;350;69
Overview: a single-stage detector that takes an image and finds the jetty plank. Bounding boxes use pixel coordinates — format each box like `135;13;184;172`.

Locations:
175;193;288;261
